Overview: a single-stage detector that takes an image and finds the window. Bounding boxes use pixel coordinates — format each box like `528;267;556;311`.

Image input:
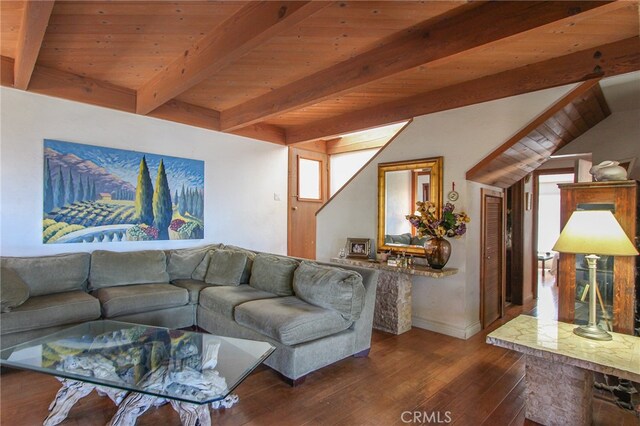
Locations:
298;157;321;200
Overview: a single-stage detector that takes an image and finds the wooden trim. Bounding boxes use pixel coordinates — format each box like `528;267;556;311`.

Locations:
136;1;327;115
480;188;506;328
285;37;639;144
13;0;55;90
508;180;525;305
531;167;576;300
316;120;412;216
220;0;620;131
466;80;600;182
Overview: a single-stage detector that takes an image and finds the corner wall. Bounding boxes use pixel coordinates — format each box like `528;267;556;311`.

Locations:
0;87;288;256
317;84;576;339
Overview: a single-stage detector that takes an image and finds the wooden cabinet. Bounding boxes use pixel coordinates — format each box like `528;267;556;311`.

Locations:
557;181;639;335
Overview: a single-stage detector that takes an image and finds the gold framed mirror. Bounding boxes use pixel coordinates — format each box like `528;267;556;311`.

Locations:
377;157;443;256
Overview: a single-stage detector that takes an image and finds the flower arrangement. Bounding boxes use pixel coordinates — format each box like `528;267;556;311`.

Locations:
406;201;470;239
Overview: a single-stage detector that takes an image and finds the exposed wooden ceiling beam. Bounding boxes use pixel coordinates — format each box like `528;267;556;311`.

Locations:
13;0;55;90
231;123;286;146
285;37;640;145
0;56;286;144
220;1;623;131
136;1;328;115
466;79;601;185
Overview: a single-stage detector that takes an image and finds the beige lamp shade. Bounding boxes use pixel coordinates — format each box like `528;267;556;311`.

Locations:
553;210;639;256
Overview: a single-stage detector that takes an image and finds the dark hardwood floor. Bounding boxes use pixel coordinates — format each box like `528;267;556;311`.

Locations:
1;273;637;425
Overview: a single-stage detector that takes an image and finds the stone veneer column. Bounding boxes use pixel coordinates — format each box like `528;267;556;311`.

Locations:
524;354;593;426
373;270;412;334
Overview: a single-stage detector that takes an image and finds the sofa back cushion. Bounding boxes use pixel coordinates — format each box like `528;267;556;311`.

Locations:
167;246;209;281
250;254;299;296
224;245;256;284
204;250;248;286
0;267;30;312
190;244;226;281
89;250;169;290
293;261;365;321
1;253;90;297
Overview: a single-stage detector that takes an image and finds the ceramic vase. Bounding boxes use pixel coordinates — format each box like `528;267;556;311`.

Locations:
424;237;451;269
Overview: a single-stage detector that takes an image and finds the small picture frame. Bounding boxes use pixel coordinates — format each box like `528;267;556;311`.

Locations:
346;238;371;259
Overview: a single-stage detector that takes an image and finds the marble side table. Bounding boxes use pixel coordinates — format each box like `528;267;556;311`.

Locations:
487;315;640;426
331;258;457;335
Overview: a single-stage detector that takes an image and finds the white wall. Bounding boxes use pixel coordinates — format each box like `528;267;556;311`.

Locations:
0;87;288;256
555;110;640;179
317;84;577;339
329;148;377;196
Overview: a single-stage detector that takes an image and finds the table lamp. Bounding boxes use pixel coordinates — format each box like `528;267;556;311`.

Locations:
553;210;638;341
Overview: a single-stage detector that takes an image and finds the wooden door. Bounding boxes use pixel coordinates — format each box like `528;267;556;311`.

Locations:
288;147;328;259
481;189;506;328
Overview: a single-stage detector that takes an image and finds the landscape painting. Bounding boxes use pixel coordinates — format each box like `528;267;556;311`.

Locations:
43;139;204;244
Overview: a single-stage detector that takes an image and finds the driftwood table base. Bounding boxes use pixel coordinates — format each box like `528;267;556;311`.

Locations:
44;378;239;426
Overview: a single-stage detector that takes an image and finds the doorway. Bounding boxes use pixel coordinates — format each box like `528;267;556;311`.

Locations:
287;147;328;259
480;188;505;329
532;169;574;319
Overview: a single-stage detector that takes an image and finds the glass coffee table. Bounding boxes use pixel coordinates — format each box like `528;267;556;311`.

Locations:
0;320;275;426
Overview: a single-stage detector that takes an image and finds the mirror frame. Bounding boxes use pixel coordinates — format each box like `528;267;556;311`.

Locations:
377;157;443;256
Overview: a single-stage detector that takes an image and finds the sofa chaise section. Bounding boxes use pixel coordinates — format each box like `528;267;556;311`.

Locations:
196;256;378;383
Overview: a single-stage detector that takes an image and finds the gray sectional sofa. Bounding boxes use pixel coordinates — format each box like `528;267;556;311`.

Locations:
0;244;378;384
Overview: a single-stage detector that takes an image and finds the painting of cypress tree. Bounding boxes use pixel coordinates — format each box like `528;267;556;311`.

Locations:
179;184;187;215
54;167;65;209
43;158;54;213
43;139;204;244
76;177;85;202
134;156;154;225
152;159;173;239
65;169;75;205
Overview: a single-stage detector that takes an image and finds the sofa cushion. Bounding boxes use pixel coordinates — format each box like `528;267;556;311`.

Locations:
204;250;248;286
167;247;209;281
199;285;277;319
1;253;90;297
0;291;100;334
249;254;299;296
89;250;169;290
293;261;365;322
171;279;209;304
192;249;214;281
1;267;30;313
234;297;353;345
223;245;256;284
93;283;188;317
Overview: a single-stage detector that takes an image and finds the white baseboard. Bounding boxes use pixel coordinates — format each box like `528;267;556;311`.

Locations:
412;316;482;340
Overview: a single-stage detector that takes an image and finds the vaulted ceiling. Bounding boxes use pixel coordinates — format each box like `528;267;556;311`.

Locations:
1;1;639;148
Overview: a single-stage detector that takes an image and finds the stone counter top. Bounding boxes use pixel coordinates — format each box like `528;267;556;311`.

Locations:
487;315;640;382
330;257;457;278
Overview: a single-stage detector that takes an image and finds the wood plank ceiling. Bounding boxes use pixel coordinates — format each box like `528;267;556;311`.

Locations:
1;1;639;149
466;79;611;188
